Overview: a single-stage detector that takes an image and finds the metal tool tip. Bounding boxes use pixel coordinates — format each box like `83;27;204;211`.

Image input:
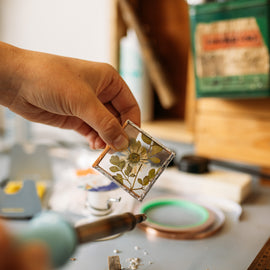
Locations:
135;214;147;223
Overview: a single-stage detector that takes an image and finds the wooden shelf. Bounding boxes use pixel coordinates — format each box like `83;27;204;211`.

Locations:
111;0;194;144
111;0;270;169
142;120;194;144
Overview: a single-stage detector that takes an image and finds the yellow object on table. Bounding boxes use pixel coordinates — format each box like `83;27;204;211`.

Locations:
4;181;46;199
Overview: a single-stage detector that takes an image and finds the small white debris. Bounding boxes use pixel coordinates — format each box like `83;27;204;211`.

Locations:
113;249;120;254
126;257;141;269
121;246;153;269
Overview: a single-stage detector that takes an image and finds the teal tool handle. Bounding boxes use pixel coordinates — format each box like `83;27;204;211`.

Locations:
21;211;78;268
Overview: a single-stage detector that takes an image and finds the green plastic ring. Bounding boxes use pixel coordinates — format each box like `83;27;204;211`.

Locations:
140;198;210;229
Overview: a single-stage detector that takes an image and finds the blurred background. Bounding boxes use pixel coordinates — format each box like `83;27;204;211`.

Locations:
0;0;112;146
1;2;270;269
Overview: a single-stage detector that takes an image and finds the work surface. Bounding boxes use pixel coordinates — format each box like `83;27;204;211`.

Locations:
1;149;270;270
61;186;270;270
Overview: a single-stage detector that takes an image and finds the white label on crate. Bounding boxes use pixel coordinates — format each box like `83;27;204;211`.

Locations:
195;17;269;78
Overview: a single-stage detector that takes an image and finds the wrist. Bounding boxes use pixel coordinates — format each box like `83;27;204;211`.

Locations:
0;42;25;107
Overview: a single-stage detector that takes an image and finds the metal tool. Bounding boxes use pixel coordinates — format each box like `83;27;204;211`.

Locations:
247;238;270;270
108;256;121;270
21;211;147;267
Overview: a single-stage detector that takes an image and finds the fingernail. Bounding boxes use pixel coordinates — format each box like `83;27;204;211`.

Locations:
113;134;129;150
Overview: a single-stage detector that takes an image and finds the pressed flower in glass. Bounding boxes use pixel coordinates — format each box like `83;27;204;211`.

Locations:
92;120;175;201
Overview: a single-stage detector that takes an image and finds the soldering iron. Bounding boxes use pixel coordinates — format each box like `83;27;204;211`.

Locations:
21;211;147;267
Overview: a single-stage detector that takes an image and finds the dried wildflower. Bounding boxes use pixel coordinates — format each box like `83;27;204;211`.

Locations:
109;135;163;193
93;120;175;201
124;139;149;166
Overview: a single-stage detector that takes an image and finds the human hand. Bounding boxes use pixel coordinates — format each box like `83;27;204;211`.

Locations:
0;42;140;150
0;221;51;270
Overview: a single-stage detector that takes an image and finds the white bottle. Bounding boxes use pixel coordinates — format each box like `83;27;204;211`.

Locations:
120;30;153;122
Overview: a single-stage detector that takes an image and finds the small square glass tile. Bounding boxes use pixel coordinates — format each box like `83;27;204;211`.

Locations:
93;120;175;201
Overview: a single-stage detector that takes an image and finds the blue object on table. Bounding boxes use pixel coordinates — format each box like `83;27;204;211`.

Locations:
87;181;119;192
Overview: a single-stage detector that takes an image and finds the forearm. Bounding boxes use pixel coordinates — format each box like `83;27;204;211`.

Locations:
0;42;24;107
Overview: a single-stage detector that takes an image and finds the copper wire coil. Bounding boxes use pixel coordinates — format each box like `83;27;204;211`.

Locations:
137;197;225;240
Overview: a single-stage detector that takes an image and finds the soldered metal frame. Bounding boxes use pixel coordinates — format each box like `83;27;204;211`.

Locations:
93;120;175;201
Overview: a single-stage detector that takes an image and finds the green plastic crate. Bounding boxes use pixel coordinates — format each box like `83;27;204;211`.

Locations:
189;0;270;98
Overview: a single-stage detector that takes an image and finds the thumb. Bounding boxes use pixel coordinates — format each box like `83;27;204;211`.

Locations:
79;96;129;151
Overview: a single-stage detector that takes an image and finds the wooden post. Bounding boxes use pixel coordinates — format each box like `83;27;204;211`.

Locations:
118;0;176;109
185;49;197;133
